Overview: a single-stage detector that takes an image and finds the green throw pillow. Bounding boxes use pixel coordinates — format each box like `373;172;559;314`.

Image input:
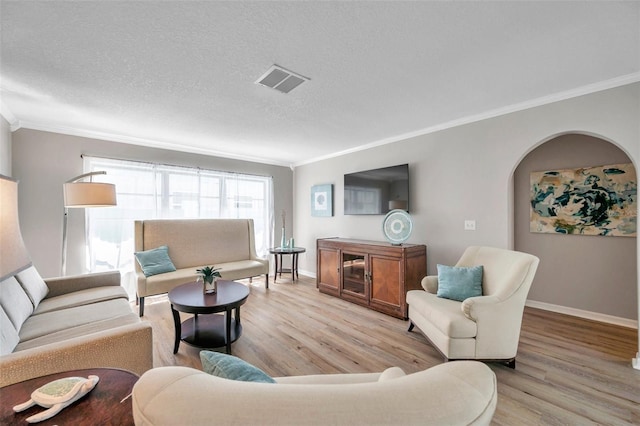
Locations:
436;264;483;302
200;351;276;383
134;245;176;277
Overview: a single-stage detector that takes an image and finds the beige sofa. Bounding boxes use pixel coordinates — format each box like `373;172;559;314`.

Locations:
0;268;153;387
407;246;539;368
131;361;497;425
0;174;153;387
134;218;269;316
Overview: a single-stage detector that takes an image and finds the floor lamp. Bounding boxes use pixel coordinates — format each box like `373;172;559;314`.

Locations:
62;171;117;276
1;174;31;280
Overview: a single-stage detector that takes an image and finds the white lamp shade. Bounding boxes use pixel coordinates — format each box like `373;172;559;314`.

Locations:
0;175;31;279
63;182;117;208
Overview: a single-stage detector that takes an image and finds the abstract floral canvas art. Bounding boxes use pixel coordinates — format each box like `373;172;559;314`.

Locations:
530;163;637;237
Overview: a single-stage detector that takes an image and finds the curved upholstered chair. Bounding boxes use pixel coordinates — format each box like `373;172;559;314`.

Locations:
132;361;497;425
406;246;539;368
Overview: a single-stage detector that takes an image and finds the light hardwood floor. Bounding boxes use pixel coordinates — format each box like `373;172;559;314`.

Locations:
137;275;640;425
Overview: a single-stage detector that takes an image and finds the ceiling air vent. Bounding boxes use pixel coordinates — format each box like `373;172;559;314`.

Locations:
255;65;309;94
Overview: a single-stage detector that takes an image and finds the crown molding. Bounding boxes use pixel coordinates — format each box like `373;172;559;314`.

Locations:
6;73;639;170
16;121;293;168
0;101;19;130
293;73;640;167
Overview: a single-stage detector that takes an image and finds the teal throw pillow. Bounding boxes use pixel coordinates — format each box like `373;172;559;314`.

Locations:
436;264;483;302
134;245;176;277
200;351;276;383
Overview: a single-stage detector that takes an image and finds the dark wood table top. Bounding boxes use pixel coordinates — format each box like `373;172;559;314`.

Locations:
0;368;138;426
168;280;250;314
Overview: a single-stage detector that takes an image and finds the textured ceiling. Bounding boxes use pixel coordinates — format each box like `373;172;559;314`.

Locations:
1;1;639;167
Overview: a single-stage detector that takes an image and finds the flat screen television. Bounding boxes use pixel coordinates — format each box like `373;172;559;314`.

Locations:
344;164;409;215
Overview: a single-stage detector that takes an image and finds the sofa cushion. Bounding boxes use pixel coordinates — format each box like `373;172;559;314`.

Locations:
18;298;136;342
33;285;129;315
135;245;177;277
15;266;49;309
406;290;477;338
0;277;34;330
436;264;483;302
200;351;276;383
15;311;141;351
213;260;270;281
0;305;20;355
139;260;269;297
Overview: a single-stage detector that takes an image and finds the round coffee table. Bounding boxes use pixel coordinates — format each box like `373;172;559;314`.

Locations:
168;280;250;355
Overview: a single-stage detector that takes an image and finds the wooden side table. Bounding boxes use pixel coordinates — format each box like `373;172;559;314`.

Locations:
269;247;306;282
0;368;138;425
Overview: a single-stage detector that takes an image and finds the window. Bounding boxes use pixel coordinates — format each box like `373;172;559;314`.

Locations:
84;156;273;299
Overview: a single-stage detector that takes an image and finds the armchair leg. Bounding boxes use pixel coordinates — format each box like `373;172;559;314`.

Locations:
265;274;269;289
139;297;145;317
407;321;415;332
505;358;516;369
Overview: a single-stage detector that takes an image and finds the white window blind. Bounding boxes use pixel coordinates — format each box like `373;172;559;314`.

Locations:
84;156;274;299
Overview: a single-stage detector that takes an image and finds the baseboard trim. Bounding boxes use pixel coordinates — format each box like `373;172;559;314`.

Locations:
299;269;316;279
291;276;638;329
526;300;638;329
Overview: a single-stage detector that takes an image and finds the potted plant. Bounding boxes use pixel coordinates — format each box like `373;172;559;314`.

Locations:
196;266;222;294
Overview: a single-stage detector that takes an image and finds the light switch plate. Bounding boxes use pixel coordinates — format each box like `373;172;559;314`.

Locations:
464;220;476;231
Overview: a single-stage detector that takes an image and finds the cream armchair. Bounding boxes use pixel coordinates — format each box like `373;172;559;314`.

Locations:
406;246;539;368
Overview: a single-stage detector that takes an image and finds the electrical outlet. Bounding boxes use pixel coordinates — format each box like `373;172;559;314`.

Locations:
464;220;476;231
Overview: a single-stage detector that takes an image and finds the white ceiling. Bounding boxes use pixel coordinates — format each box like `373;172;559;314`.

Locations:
1;1;639;167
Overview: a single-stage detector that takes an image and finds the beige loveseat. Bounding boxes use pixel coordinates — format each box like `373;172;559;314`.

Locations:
134;219;269;316
131;361;497;425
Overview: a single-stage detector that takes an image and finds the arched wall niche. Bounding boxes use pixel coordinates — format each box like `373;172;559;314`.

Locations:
513;132;637;322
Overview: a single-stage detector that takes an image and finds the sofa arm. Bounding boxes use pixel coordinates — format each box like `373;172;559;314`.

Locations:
44;270;121;298
461;295;501;321
421;275;438;294
0;321;152;387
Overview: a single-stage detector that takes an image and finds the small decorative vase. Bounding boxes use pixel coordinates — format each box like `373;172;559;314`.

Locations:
280;227;287;248
199;276;217;294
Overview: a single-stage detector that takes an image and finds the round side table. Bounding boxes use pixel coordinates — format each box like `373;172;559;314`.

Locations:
269;247;306;282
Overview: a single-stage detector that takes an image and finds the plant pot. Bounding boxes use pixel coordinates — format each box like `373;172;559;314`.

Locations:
205;278;218;294
198;277;218;294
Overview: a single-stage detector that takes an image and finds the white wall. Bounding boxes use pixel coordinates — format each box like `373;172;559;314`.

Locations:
0;117;11;176
294;83;639;322
11;129;293;278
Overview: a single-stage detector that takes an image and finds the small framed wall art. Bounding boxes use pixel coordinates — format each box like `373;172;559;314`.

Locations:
311;184;333;217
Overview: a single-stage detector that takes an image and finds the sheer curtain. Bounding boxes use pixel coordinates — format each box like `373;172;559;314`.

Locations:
84;156;274;299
